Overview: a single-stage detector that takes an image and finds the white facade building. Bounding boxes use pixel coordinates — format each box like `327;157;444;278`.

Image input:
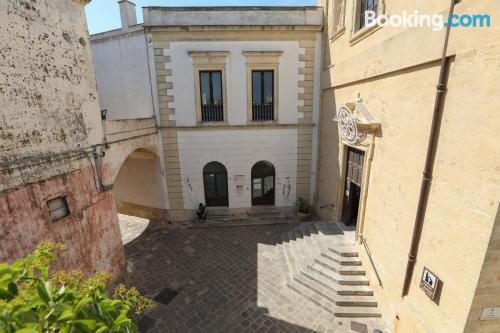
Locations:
90;1;323;221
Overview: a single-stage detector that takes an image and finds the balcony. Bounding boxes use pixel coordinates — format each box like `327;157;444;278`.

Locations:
201;104;224;122
252;103;274;121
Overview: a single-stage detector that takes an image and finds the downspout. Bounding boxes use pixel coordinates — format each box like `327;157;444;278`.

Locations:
401;0;456;296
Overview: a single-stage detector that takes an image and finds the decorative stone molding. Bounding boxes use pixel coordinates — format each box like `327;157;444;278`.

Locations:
335;102;380;147
243;51;283;64
188;51;230;65
334;102;380;242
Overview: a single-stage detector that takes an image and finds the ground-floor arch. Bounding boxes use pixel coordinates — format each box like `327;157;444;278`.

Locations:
203;161;229;207
113;148;167;219
251;160;275;206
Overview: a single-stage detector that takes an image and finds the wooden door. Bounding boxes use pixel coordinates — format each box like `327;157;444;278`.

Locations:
341;147;364;225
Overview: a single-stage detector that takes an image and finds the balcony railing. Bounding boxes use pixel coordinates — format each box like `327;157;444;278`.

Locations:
252;103;274;121
201;105;224;122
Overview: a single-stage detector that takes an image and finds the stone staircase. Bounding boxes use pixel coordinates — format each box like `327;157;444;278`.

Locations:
205;208;248;223
246;206;286;222
277;221;384;320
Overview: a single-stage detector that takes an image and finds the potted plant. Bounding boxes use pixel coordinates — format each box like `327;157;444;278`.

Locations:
296;197;312;222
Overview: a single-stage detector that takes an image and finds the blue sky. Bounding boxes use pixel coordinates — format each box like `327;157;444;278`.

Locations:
85;0;317;34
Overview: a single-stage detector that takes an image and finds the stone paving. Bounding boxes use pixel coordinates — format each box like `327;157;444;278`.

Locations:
117;217;386;333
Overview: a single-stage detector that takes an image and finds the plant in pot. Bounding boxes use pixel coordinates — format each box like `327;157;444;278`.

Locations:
296;197;312;222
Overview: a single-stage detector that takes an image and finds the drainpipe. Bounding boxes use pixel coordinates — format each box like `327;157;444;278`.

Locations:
401;0;456;297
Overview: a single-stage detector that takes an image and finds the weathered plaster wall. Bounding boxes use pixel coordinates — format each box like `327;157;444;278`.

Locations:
0;0;124;276
0;165;124;277
0;0;104;191
317;0;500;331
90;31;155;120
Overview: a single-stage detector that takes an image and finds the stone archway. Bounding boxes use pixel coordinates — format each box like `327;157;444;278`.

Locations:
113;148;168;220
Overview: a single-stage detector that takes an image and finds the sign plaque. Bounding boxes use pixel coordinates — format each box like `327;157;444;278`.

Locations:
420;267;439;300
480;307;500;321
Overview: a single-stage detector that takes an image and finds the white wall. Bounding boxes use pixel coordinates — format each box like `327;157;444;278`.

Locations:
167;41;301;126
91;33;154;120
177;129;298;209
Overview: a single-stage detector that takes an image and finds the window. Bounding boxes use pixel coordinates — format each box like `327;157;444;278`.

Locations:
199;70;223;122
329;0;346;37
47;196;70;222
251;70;274;121
359;0;378;30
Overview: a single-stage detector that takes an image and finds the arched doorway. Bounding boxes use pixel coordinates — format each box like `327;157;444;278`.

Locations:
113;148;166;219
203;161;228;207
251;161;275;206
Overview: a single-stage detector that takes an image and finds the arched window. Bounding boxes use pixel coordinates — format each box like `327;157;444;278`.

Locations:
203;162;228;207
251;161;275;206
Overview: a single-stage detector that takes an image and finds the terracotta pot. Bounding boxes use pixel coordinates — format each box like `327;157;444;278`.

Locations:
297;211;311;222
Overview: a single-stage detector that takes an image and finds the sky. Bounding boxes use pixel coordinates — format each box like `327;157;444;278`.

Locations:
85;0;317;35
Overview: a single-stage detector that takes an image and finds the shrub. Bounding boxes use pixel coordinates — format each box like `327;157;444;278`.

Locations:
296;197;312;214
0;241;155;333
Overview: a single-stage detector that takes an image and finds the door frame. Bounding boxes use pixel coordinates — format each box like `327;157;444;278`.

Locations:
341;147;364;225
336;138;375;243
251;161;275;206
203;163;229;207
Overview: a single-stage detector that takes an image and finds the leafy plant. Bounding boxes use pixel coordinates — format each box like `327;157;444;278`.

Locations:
296;197;312;214
0;241;155;333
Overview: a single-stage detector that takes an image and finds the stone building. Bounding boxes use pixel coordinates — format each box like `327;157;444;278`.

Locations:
315;0;500;332
0;0;124;276
90;2;323;221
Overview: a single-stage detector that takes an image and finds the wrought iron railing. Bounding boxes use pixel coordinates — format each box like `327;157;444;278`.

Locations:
252;103;274;121
201;105;224;122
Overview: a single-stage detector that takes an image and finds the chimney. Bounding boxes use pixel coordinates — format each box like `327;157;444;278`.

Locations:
118;0;137;29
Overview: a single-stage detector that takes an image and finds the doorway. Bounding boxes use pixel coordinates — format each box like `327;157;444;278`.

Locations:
251;161;275;206
203;161;228;207
341;147;364;226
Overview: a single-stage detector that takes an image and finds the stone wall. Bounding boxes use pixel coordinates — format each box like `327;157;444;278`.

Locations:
0;0;104;191
0;0;124;276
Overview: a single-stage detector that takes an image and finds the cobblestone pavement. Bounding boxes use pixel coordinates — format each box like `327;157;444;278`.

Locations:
119;221;380;333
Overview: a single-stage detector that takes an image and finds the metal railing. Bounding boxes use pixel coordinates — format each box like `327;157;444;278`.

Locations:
252;103;274;121
201;105;224;122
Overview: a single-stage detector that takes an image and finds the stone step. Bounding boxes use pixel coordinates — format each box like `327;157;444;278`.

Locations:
293;274;377;307
319;251;362;266
287;280;381;318
328;246;359;258
308;264;370;286
247;207;282;216
275;242;291;281
281;233;299;279
300;269;373;296
313;257;366;275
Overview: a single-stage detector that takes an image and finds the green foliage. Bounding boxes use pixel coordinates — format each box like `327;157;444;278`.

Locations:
296;197;312;214
0;242;155;333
